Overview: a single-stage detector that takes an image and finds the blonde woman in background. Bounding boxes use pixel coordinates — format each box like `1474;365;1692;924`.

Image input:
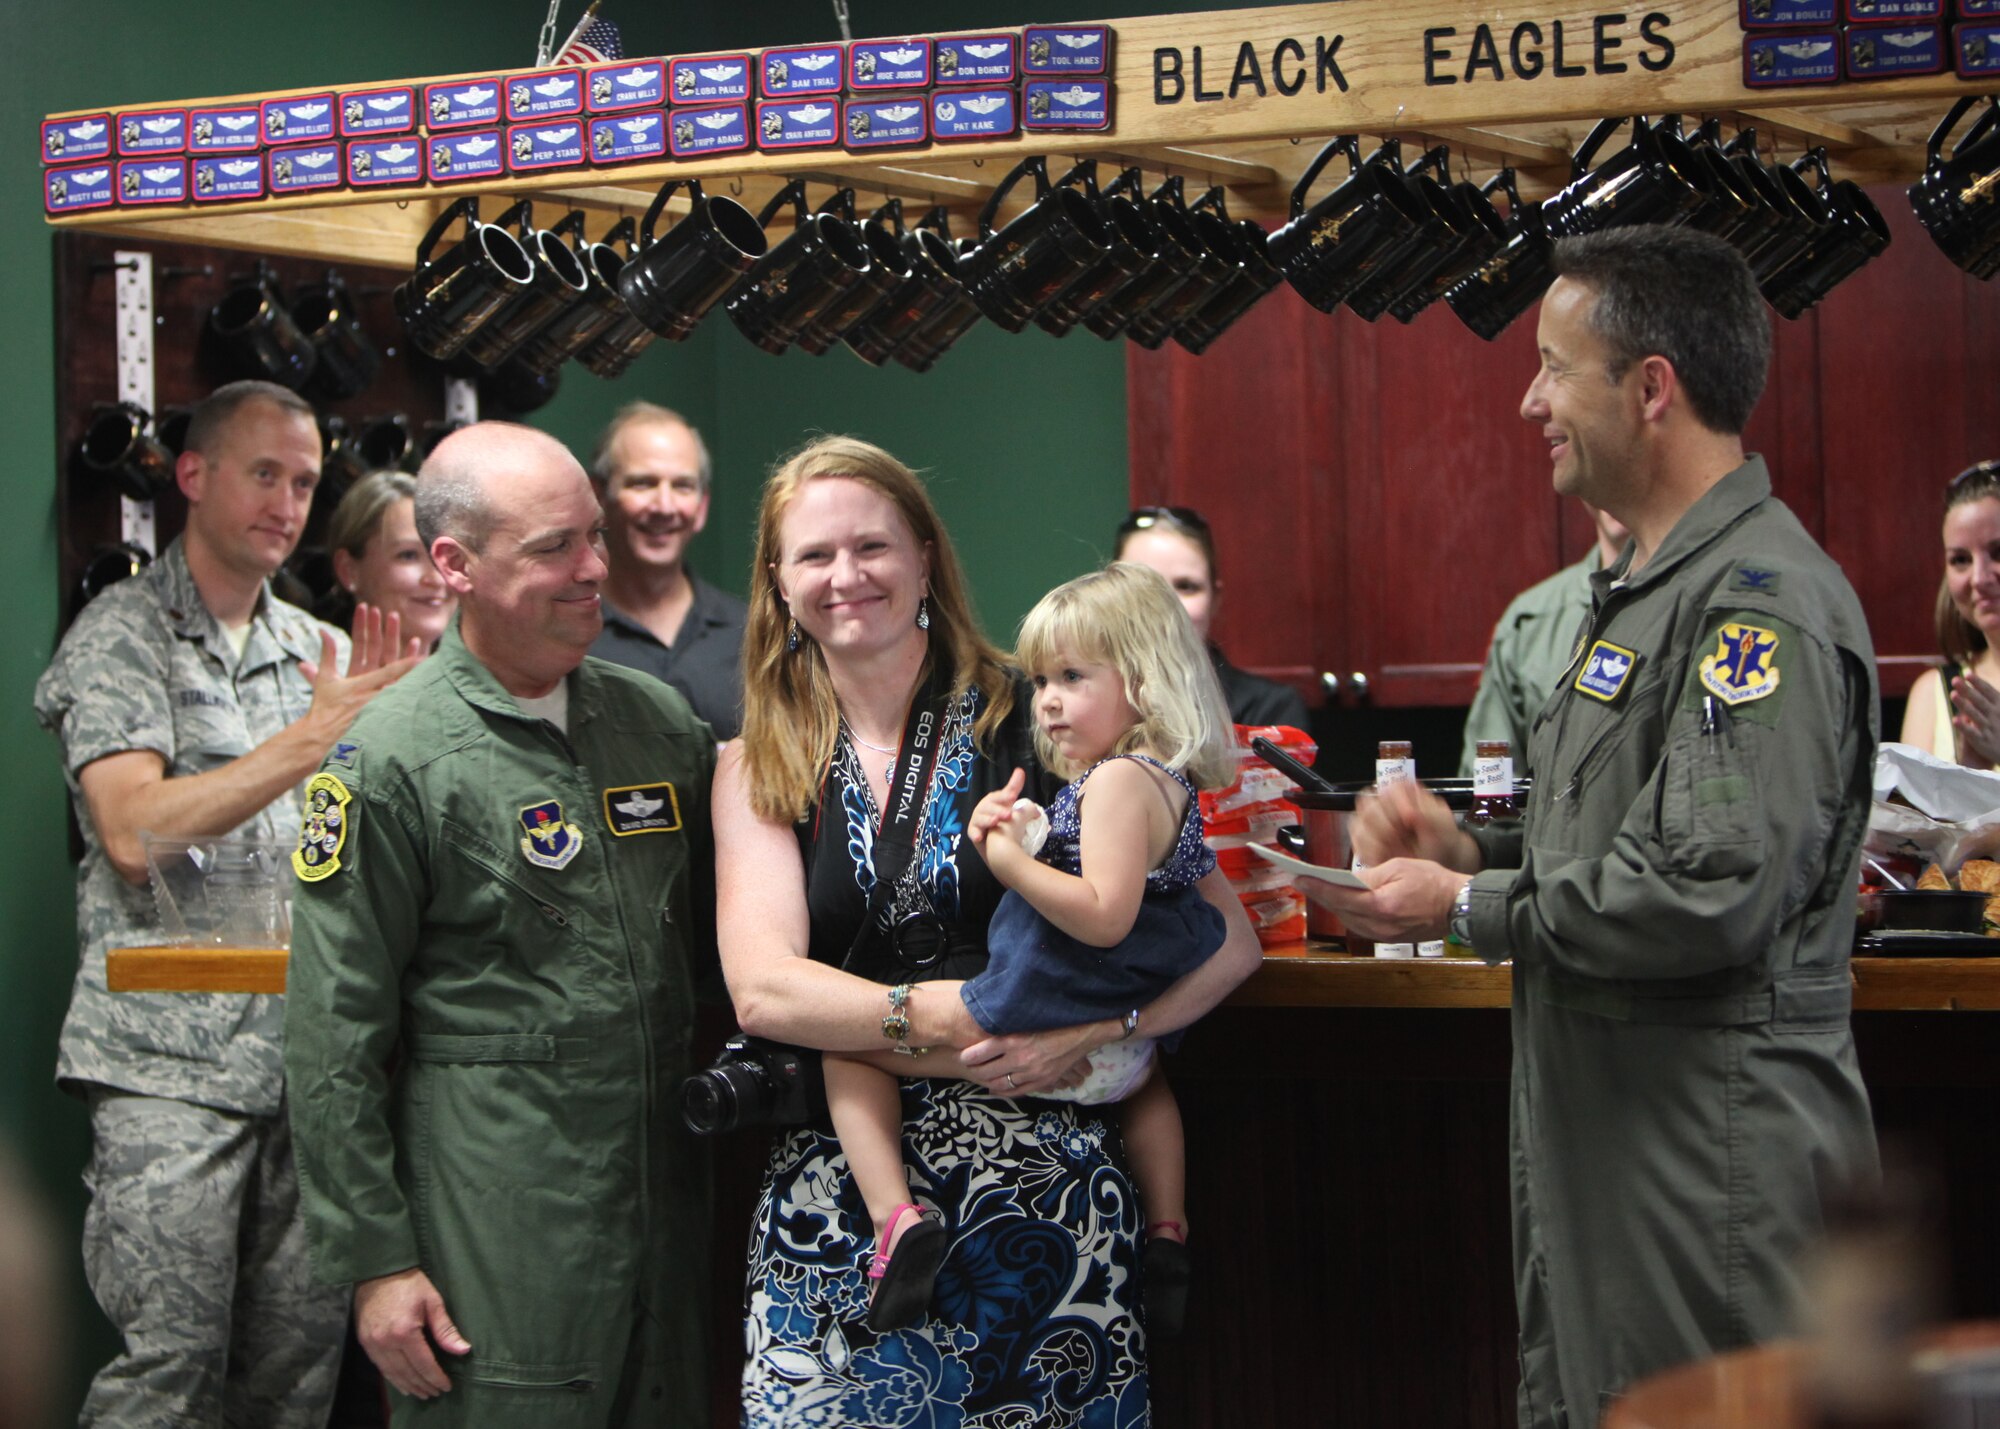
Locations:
327;471;455;652
1901;460;2000;766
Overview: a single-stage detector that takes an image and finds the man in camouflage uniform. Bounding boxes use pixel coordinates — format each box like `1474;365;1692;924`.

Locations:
1305;228;1879;1426
34;380;420;1427
286;423;717;1427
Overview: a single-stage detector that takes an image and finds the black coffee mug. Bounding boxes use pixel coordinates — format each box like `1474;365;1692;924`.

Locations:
292;269;381;402
1267;135;1431;315
353;413;415;472
616;177;769;343
793;191;914;357
1076;168;1206;341
1385;167;1510;325
577;219;660;380
78;542;152;609
155;406;193;457
1124;176;1246;350
1765;149;1891;319
727;180;874;357
317;414;368;499
1346;146;1488;323
393;196;538;362
515;211;631;379
1725;130;1833;286
1542;116;1709;239
1443;169;1556;341
460;200;592;371
1909;95;2000;279
844;202;978;368
1032;160;1164;339
210;262;319;390
1666;117;1776;256
77;401;176;502
958;154;1117;333
890;207;988;373
1173;185;1287;354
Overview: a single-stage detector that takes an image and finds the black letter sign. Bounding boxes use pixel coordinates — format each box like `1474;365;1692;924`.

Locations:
1316;34;1348;92
1424;27;1458;85
1155;47;1185;103
1273;37;1307;94
1638;12;1675;70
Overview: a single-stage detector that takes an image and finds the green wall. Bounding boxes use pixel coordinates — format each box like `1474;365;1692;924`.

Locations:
2;1;1160;1418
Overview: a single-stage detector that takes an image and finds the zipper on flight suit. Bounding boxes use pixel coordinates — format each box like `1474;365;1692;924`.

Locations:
1549;582;1631;805
542;708;659;1250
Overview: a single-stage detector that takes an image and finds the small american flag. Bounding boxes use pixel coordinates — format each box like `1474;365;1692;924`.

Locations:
557;12;623;65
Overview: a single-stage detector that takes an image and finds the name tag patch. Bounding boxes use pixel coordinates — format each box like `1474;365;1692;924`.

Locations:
1574;639;1640;702
293;772;352;883
1698;623;1782;706
520;799;584;870
603;782;683;837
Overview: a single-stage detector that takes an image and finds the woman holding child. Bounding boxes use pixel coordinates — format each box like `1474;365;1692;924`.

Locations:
713;435;1260;1427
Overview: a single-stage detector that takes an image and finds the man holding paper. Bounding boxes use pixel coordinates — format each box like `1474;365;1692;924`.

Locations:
1302;227;1879;1426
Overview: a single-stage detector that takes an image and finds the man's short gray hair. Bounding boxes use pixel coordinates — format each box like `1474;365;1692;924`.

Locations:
590;401;713;491
414;444;497;553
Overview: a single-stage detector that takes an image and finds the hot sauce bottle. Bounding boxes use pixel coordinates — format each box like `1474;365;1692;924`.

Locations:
1374;741;1417;959
1468;740;1519;825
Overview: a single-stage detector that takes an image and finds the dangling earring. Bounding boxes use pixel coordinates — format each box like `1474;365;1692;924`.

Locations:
786;615;800;653
916;596;930;631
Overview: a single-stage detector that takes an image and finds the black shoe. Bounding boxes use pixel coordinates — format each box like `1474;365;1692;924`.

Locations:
1143;1235;1191;1338
866;1210;948;1332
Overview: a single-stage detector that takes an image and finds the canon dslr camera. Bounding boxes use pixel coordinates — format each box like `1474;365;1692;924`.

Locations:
681;1035;826;1135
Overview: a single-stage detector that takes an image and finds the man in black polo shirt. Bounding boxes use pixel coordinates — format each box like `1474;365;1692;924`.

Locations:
588;402;748;738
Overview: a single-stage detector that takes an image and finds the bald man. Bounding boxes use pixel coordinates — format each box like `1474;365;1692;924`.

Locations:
284;423;718;1428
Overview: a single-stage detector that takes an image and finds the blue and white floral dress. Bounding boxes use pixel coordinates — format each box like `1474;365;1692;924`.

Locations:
742;681;1149;1429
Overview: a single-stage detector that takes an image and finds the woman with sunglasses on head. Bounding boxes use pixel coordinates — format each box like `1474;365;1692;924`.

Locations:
714;436;1260;1426
1115;505;1312;729
324;470;455;653
1901;460;2000;767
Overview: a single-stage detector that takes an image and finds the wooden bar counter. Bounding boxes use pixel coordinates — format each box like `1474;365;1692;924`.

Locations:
106;940;2000;1010
107;944;2000;1427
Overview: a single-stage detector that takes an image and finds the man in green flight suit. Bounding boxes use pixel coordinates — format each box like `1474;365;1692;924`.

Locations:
1303;227;1878;1427
285;422;718;1427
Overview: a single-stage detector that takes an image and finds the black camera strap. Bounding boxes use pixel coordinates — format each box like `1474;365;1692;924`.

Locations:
841;674;952;973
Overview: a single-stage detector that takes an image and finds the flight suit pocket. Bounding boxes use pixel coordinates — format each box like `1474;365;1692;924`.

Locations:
1658;720;1764;877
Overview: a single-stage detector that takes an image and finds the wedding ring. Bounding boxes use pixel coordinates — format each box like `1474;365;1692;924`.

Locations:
1005;1072;1017;1090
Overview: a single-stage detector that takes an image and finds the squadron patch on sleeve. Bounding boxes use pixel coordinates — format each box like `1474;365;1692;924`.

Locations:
293;772;352;882
603;782;683;836
520;799;584;869
1698;622;1782;706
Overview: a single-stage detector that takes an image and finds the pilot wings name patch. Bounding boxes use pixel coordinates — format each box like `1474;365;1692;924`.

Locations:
1574;639;1640;702
1698;622;1782;706
603;782;683;837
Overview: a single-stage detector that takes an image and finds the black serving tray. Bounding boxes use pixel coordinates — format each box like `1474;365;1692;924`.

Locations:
1856;930;2000;957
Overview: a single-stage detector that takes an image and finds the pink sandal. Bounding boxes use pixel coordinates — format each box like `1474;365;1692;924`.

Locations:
866;1202;947;1332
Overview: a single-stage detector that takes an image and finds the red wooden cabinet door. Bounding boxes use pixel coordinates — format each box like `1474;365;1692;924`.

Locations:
1127;291;1341;709
1334;302;1565;708
1813;183;2000;698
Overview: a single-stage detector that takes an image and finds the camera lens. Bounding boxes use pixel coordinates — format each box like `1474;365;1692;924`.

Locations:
680;1060;771;1135
892;912;948;970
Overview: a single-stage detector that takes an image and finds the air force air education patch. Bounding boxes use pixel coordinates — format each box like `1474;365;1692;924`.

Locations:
603;782;683;837
1574;639;1640;702
520;799;584;870
293;772;352;882
1699;622;1782;706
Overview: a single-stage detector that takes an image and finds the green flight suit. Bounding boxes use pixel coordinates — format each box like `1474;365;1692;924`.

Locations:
285;623;717;1429
1464;459;1879;1429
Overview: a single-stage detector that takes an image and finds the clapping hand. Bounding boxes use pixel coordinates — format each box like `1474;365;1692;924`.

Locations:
298;602;426;747
1951;670;2000;768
